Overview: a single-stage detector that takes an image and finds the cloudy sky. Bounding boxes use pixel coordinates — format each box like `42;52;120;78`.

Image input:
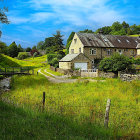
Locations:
0;0;140;48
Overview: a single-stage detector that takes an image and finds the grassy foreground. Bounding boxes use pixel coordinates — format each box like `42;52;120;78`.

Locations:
1;74;140;139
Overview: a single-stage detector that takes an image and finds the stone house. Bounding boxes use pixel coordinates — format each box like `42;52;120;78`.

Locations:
59;33;140;70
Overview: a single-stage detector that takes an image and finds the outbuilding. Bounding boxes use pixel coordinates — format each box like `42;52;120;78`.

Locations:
59;53;92;70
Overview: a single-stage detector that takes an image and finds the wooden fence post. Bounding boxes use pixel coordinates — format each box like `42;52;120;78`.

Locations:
42;92;46;111
104;99;111;128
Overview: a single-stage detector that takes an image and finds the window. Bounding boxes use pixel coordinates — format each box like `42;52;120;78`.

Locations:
131;49;135;55
126;40;130;43
124;49;128;52
90;48;96;55
107;49;111;55
74;39;77;44
71;49;74;54
79;48;81;53
118;39;121;43
118;49;122;55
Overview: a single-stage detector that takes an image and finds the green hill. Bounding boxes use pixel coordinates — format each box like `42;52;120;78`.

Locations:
0;54;20;68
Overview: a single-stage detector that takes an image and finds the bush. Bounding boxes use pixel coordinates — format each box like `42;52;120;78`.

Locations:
50;57;59;68
99;53;132;73
30;49;39;56
133;58;140;65
47;53;57;64
17;52;29;60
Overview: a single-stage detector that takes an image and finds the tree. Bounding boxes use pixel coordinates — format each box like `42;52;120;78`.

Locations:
7;42;18;57
37;41;45;50
44;37;55;49
95;26;112;35
32;45;37;50
79;29;94;33
53;31;64;53
17;44;24;52
0;0;9;37
67;32;75;44
0;41;7;54
26;47;31;52
99;53;132;73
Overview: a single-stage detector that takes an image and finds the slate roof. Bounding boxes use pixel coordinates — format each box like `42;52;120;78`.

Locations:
59;53;80;62
76;33;140;49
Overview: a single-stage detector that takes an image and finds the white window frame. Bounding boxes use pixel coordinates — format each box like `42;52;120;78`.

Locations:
107;49;111;55
90;48;96;55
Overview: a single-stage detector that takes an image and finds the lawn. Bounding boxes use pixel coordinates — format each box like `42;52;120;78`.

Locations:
0;54;140;139
1;74;140;139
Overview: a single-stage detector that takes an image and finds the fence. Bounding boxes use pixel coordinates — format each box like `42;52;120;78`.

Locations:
0;67;34;76
1;91;139;130
80;69;98;77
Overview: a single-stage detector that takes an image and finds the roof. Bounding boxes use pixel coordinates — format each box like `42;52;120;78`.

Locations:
136;43;140;49
59;53;80;62
76;33;140;49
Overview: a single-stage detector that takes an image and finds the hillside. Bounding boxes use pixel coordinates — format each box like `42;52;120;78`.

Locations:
0;54;47;68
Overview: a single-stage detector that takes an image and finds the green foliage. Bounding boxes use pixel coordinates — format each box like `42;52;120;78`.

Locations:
53;31;64;52
17;44;24;52
7;41;18;58
67;32;75;44
99;53;132;72
0;41;7;54
26;47;31;52
37;41;45;50
47;53;57;64
50;57;59;68
66;40;72;54
95;26;112;35
79;29;94;33
32;45;37;50
17;52;29;60
44;37;55;49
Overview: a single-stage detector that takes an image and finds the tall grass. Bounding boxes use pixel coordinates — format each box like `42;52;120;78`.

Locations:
1;75;140;138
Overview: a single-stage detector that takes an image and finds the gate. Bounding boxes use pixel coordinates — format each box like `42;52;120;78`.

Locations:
80;69;98;77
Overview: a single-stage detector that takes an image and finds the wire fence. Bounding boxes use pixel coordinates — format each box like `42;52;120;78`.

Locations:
1;92;139;130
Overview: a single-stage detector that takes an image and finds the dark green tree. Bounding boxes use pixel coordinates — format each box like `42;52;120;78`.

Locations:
44;37;55;49
0;41;7;54
17;44;24;52
79;29;94;33
26;47;31;52
7;42;18;57
53;31;64;53
32;45;37;50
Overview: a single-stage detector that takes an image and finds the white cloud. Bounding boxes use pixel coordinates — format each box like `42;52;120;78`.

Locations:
28;0;124;27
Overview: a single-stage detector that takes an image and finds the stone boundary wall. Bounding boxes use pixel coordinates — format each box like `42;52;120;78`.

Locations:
118;71;140;81
98;71;117;78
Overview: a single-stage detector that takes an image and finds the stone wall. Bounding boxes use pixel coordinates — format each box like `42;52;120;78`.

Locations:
98;71;117;78
118;72;140;81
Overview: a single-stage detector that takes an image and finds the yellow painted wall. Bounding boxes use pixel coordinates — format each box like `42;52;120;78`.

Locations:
69;33;84;54
59;62;72;69
137;49;140;55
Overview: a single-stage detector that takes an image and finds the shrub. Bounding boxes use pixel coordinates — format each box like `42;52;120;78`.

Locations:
99;53;132;73
47;53;57;64
17;52;29;60
30;49;39;56
50;57;59;68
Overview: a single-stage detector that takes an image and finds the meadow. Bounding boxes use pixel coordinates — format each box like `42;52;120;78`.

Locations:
0;54;140;139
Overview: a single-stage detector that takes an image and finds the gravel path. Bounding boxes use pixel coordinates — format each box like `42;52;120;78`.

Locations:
38;69;105;83
38;69;77;83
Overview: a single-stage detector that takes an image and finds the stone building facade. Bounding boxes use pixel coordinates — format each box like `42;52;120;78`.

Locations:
59;33;140;70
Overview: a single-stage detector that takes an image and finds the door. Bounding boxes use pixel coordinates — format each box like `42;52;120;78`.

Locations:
74;63;87;70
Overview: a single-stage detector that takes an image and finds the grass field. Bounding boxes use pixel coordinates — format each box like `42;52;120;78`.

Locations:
0;54;140;139
1;74;140;139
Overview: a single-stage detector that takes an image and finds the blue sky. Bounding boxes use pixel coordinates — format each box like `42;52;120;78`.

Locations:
0;0;140;48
